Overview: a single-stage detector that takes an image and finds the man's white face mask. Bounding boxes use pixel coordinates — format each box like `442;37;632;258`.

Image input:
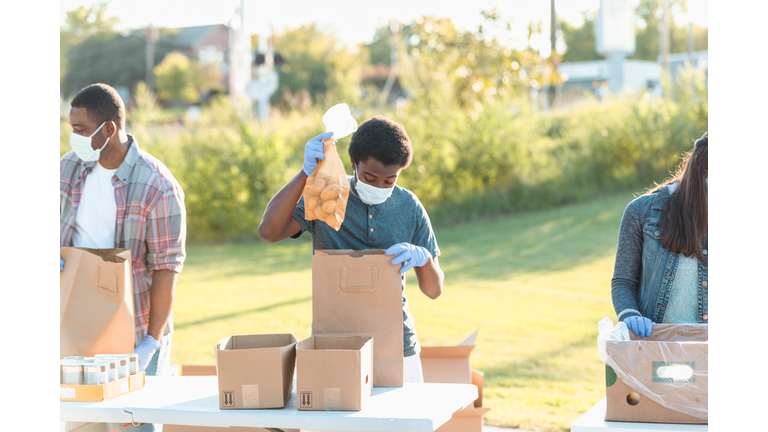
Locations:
70;121;110;162
354;169;395;205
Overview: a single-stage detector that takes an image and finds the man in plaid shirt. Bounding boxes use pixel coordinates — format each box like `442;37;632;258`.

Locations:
60;84;185;421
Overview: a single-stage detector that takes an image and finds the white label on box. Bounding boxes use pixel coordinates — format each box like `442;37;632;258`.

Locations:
121;381;129;393
324;388;341;410
242;384;259;408
60;388;76;399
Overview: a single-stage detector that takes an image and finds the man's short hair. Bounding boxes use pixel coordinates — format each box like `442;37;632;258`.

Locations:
348;116;413;168
71;83;126;129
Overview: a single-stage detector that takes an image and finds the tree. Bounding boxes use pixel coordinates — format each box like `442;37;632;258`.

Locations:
560;12;603;62
60;3;120;91
632;0;708;61
398;13;557;112
271;23;364;108
153;51;222;105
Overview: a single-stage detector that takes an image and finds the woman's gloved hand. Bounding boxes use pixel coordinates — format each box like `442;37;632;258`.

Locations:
624;316;654;337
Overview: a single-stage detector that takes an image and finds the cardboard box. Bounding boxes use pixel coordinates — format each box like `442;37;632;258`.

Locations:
60;371;145;402
420;329;478;385
604;324;707;424
435;407;492;432
421;330;491;432
312;249;404;387
215;334;297;410
296;335;373;411
471;368;484;409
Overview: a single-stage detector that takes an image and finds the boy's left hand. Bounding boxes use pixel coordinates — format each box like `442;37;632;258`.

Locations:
386;243;431;273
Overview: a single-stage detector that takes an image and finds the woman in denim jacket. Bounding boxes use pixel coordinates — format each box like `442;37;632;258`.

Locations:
611;132;708;337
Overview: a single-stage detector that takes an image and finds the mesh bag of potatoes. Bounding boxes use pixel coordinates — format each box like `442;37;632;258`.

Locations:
303;104;358;231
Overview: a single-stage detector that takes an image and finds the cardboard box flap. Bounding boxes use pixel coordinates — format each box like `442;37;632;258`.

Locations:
420;345;475;358
459;329;479;346
314;249;388;257
218;334;297;351
628;324;708;342
299;335;370;351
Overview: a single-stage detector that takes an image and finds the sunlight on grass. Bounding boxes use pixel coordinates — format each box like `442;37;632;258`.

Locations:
171;191;635;431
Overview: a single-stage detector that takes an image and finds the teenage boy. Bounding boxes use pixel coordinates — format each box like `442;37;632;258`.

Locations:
258;116;444;382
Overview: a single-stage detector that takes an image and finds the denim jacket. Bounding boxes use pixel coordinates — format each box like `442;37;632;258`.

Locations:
611;184;708;324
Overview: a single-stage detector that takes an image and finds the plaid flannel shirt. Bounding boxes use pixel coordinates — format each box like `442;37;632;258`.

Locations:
60;136;186;345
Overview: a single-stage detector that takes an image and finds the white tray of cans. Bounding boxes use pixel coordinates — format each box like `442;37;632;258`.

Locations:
60;353;145;402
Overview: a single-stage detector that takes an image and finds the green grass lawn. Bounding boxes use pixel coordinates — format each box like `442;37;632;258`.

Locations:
172;190;637;431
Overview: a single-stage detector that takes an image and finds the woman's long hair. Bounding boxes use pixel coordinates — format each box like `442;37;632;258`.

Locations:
656;132;708;263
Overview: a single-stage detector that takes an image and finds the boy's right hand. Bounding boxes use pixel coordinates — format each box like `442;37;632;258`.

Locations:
303;132;334;176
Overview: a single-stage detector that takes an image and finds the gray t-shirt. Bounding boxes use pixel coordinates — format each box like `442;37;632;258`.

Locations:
292;176;441;357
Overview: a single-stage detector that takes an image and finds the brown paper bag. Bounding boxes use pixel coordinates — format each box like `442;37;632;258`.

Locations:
60;247;135;358
312;249;403;387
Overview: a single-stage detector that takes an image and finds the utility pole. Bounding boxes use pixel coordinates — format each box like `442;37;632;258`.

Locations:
145;25;158;90
688;20;694;61
548;0;557;110
379;21;399;110
661;0;670;76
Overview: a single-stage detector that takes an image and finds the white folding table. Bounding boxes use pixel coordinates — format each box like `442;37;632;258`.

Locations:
570;398;708;432
61;376;478;432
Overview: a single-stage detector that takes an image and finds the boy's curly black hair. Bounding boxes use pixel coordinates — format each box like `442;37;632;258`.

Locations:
71;83;126;129
348;116;413;168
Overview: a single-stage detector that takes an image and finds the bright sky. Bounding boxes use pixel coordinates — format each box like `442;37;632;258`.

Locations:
60;0;708;51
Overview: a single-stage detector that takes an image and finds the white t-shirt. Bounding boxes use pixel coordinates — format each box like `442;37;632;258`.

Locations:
72;162;118;248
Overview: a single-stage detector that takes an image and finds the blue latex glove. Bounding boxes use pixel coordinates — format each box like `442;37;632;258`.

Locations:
624;316;654;338
60;256;65;272
385;243;431;273
303;132;335;176
134;334;162;372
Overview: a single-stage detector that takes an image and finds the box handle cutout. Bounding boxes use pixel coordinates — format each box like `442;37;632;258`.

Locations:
626;392;641;406
339;266;378;293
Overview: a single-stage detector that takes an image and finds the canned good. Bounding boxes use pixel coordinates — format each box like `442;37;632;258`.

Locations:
94;354;118;358
84;362;109;385
101;356;130;379
100;358;118;382
63;356;85;361
116;353;139;375
61;362;84;385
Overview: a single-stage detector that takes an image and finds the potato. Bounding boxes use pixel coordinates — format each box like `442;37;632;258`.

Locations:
314;207;328;221
316;171;329;181
306;195;322;212
310;178;327;195
322;199;337;213
338;196;347;212
305;208;316;219
324;214;339;227
320;183;340;200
